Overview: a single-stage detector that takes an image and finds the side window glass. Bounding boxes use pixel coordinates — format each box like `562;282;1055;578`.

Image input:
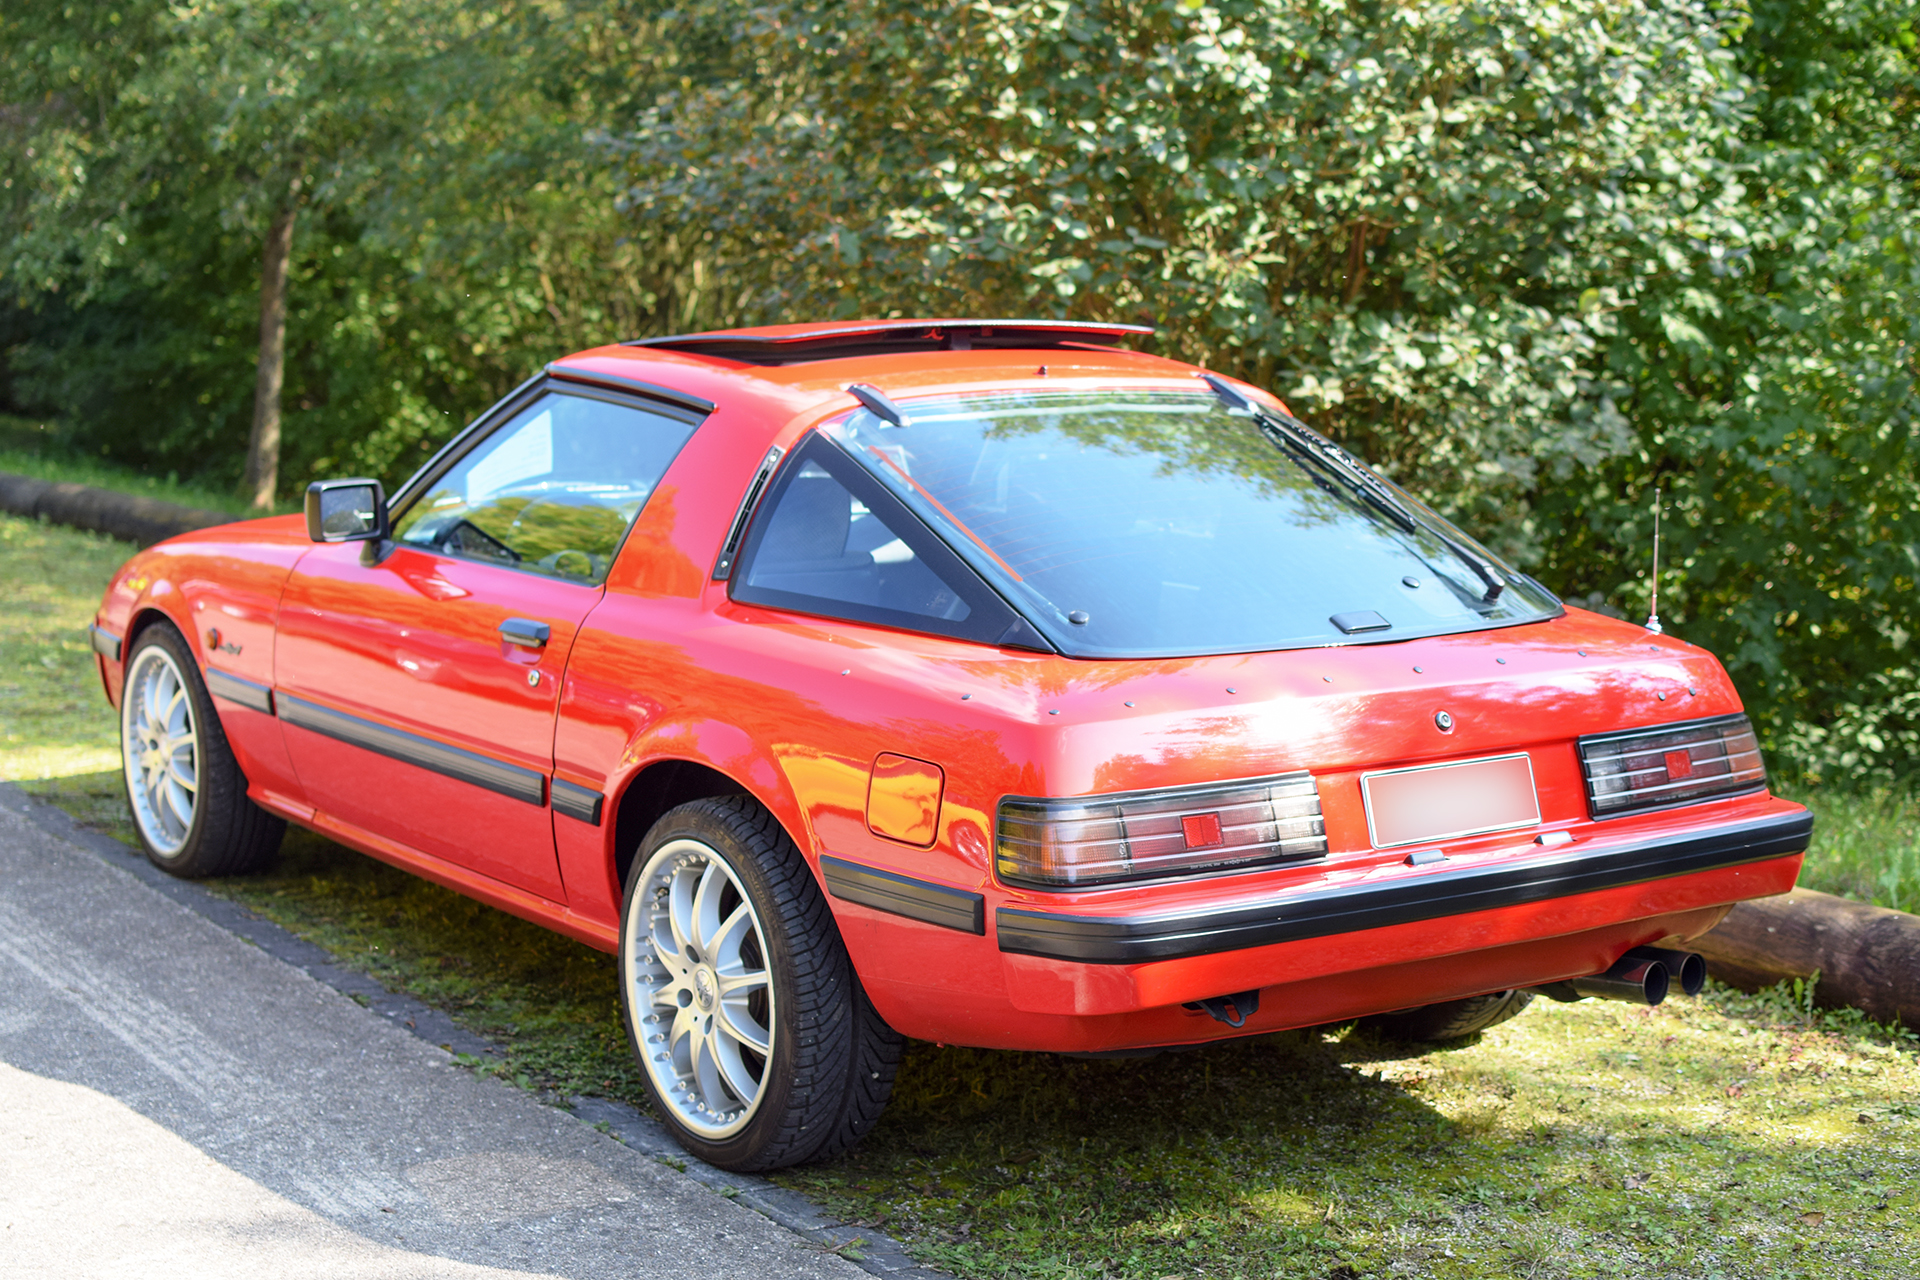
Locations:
393;391;698;584
740;462;972;624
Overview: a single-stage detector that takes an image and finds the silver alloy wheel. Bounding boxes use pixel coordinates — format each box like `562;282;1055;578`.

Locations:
624;838;778;1139
122;644;200;856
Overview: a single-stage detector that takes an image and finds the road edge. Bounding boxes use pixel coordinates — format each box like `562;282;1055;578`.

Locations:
0;780;945;1280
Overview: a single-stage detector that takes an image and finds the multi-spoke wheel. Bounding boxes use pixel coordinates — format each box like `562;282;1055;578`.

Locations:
118;622;284;877
618;795;903;1171
123;641;201;856
630;838;777;1138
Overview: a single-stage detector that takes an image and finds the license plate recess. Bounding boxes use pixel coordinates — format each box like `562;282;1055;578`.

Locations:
1361;753;1540;849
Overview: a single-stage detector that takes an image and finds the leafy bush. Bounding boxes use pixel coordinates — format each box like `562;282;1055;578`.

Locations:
3;0;1915;779
623;0;1920;776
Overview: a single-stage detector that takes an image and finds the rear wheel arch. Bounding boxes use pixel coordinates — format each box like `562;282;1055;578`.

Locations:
610;759;752;894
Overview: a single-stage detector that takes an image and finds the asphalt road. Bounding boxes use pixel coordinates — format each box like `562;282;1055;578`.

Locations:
0;792;888;1280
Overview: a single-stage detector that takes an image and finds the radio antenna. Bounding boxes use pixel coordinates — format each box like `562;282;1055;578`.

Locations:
1645;483;1663;635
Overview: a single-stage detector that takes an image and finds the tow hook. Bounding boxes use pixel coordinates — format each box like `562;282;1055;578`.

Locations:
1193;989;1261;1028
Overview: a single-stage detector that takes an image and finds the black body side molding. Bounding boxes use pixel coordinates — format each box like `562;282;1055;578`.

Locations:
821;855;986;935
277;695;546;807
550;778;605;826
89;625;122;663
205;668;274;715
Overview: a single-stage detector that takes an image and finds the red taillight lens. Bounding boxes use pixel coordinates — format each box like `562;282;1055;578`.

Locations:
1578;714;1767;818
995;773;1326;889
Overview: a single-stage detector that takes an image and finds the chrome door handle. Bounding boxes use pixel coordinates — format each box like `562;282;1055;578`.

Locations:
499;617;551;649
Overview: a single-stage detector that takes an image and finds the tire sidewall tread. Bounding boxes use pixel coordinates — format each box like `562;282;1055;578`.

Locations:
121;621;283;879
619;794;900;1172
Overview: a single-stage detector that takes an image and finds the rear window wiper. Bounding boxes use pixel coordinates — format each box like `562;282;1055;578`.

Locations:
1202;374;1505;603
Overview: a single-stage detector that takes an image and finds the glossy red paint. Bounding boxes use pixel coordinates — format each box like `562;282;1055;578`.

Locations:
93;325;1808;1056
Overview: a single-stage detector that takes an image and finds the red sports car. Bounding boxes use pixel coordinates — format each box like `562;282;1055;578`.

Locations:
92;320;1808;1170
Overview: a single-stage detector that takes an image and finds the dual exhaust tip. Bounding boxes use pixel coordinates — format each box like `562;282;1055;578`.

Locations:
1535;946;1707;1007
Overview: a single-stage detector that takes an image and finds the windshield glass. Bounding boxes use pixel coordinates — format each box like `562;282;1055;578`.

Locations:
824;389;1558;657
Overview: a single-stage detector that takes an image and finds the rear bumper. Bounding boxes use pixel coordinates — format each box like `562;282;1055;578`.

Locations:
997;808;1811;964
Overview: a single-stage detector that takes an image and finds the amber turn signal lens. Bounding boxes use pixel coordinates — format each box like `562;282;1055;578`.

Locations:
866;753;945;845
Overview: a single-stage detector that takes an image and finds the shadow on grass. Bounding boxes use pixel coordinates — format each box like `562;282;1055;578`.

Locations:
24;769;1920;1280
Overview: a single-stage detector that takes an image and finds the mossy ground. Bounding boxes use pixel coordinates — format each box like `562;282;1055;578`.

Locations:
4;507;1917;1279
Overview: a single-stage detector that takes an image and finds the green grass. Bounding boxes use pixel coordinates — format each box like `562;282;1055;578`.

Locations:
0;413;291;517
6;509;1919;1279
0;511;136;781
1786;788;1920;915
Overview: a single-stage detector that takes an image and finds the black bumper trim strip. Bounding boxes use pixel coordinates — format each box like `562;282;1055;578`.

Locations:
205;668;274;715
89;625;121;663
278;694;546;807
822;855;985;935
996;809;1812;964
551;778;604;826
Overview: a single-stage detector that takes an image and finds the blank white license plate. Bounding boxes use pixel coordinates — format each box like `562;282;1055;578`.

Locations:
1361;753;1540;849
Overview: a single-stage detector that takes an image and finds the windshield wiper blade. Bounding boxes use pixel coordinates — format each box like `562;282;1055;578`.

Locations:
1438;535;1506;603
1202;373;1505;603
1202;373;1417;531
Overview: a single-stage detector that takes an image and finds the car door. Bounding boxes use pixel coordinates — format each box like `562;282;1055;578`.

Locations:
275;382;704;899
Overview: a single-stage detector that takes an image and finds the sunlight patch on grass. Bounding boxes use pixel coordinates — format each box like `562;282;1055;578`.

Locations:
0;513;131;781
7;506;1920;1277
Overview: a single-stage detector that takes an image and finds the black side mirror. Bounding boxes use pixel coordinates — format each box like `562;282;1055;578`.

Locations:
305;478;389;543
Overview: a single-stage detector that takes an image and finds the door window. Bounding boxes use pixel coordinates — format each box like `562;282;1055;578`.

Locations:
393;390;698;584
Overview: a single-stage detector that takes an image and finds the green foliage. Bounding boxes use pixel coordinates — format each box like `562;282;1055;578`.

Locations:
1789;783;1920;912
3;0;1917;779
0;1;717;493
622;0;1920;777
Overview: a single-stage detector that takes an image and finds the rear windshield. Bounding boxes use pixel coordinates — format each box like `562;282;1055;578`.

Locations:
824;389;1559;658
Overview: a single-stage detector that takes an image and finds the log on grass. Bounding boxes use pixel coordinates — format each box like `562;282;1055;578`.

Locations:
1693;887;1920;1030
0;471;232;547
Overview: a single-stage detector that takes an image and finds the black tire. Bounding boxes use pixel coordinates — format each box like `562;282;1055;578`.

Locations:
617;795;903;1171
1357;989;1535;1043
119;621;285;878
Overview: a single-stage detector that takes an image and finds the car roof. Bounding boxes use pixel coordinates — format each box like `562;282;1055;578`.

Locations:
546;319;1233;442
624;318;1153;364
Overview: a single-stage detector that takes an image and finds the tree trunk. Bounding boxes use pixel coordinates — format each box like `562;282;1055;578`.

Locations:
1692;887;1920;1030
242;201;297;511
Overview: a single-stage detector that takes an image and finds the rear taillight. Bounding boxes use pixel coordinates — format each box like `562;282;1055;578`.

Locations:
996;772;1326;889
1578;714;1767;818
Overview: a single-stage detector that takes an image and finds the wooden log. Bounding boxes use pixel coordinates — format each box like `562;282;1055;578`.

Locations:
0;471;231;547
1692;887;1920;1030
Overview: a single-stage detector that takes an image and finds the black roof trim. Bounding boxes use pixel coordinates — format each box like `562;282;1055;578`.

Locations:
546;363;716;415
623;320;1154;366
